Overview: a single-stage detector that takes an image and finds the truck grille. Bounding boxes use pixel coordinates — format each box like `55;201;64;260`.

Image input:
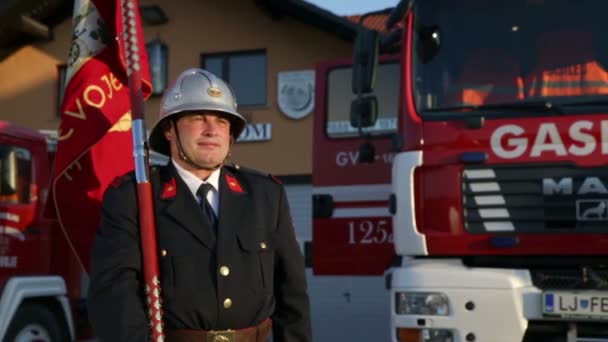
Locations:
531;268;608;290
524;321;608;342
462;165;608;233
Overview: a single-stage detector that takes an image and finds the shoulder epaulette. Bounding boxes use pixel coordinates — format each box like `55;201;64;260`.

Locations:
226;163;281;184
110;172;134;188
226;163;265;177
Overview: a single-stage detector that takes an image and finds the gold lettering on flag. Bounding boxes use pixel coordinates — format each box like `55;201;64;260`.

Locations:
83;84;107;108
64;98;87;120
61;72;126;141
100;73;124;99
109;112;132;132
57;128;74;141
62;160;83;182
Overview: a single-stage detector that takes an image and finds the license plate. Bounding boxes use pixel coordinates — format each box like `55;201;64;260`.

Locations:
543;291;608;319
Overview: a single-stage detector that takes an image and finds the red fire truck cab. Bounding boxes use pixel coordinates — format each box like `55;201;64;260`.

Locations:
313;0;608;341
0;121;84;341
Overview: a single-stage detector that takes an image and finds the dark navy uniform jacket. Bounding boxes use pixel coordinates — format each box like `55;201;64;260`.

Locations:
88;163;311;341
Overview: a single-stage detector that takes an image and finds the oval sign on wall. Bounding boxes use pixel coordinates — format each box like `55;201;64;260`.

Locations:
277;70;315;120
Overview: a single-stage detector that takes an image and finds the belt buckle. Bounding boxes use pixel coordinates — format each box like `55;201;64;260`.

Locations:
208;329;235;342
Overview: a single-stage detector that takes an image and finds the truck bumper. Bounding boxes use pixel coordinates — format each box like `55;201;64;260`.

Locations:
389;259;608;342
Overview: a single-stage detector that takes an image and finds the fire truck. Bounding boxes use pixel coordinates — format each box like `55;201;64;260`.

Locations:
0;122;85;341
313;0;608;341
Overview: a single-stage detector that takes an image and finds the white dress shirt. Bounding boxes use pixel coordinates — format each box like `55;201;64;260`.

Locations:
172;159;220;216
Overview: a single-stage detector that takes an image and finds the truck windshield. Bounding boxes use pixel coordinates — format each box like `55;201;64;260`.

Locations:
412;0;608;115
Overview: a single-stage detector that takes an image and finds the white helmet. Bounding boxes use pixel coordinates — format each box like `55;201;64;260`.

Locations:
148;68;247;156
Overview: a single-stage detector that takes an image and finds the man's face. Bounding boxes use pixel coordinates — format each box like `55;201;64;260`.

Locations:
165;111;232;169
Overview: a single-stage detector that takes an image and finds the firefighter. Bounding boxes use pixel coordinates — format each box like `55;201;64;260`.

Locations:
88;68;312;342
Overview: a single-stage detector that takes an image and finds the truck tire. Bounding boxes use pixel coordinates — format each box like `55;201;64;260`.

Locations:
4;303;66;342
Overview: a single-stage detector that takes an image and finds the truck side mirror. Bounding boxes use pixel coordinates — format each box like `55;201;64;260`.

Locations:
350;96;378;128
352;27;379;94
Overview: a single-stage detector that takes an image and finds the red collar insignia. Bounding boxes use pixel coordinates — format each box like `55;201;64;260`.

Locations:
226;175;244;193
161;178;177;199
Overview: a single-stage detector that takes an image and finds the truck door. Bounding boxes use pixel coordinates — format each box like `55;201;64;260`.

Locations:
312;57;399;275
0;141;48;275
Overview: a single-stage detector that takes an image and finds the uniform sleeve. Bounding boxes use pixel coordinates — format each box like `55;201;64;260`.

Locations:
87;182;149;342
271;186;312;342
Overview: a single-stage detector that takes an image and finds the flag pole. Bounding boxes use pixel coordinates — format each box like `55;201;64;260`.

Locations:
120;0;164;340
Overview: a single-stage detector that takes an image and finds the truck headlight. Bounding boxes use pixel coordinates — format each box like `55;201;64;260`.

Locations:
395;292;449;315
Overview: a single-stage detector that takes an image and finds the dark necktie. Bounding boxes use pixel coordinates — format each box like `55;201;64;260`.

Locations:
197;183;217;230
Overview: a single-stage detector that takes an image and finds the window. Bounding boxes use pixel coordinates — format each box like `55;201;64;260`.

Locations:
0;145;32;204
202;50;267;106
325;62;399;138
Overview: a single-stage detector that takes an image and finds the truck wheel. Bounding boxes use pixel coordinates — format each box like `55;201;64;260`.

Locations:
4;303;66;342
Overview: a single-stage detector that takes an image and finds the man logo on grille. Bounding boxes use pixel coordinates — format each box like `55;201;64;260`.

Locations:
576;200;608;221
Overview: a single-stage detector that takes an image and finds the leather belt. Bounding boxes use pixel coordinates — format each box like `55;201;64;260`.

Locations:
165;318;272;342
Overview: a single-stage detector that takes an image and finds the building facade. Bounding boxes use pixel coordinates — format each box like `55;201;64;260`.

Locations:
0;0;357;176
0;1;395;340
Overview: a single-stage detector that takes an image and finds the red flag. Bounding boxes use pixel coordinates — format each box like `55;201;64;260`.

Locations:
49;0;151;272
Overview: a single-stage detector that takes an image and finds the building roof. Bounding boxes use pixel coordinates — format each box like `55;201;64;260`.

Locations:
254;0;360;41
345;13;390;34
0;0;364;58
345;10;403;53
0;0;70;59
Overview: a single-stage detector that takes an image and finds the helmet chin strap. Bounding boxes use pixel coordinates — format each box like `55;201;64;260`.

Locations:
171;120;224;171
